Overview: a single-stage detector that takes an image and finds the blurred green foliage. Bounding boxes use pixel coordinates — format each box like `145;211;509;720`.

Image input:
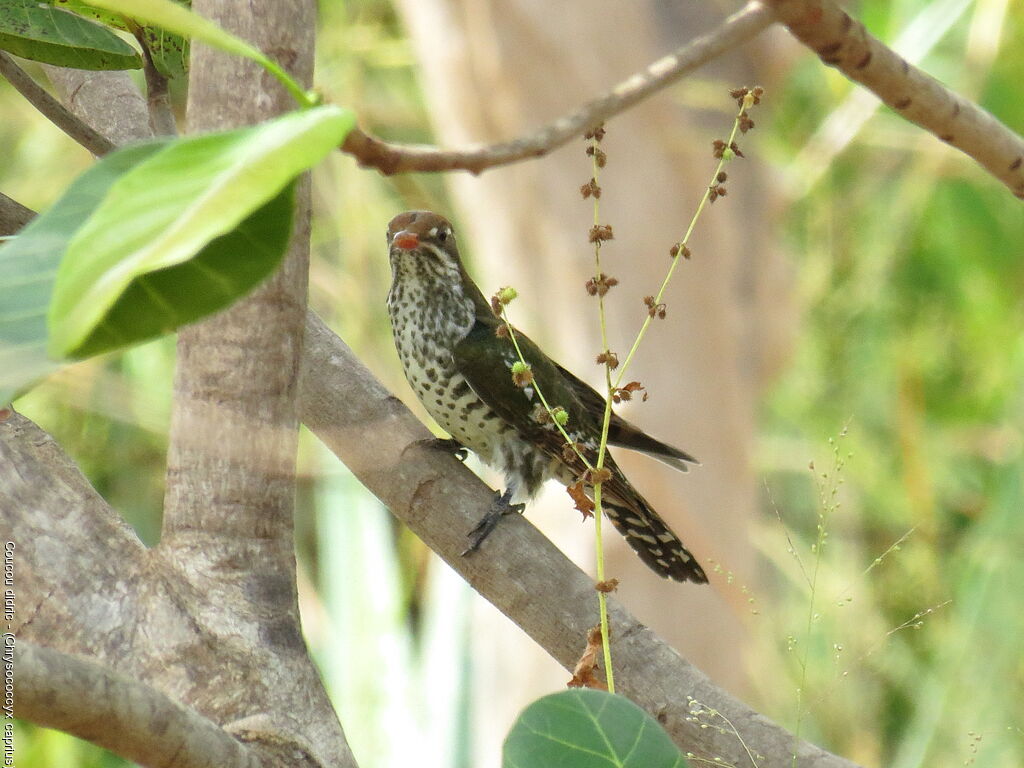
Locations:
3;0;1022;767
754;1;1024;765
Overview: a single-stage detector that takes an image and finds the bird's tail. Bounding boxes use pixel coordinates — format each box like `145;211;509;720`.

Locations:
601;483;707;584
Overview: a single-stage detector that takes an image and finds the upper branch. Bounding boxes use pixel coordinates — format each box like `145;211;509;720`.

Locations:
767;0;1024;198
340;1;773;175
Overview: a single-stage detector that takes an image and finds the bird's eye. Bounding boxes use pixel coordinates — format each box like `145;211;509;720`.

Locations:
437;229;449;243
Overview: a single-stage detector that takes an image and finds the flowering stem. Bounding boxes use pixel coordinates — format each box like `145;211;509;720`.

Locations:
588;126;616;694
614;96;751;389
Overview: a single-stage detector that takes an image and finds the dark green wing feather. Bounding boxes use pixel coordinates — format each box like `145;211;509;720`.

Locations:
551;361;698;471
453;320;697;470
452;319;596;448
453;320;707;583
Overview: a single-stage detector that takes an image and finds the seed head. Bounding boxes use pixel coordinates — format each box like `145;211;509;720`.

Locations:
511;361;534;387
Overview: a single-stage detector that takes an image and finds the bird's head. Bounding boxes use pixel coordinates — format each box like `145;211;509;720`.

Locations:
386;211;463;283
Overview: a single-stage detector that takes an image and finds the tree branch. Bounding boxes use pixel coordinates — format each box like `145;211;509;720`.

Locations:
43;66;154;147
0;409;150;648
0;192;35;234
131;27;178;136
339;0;773;175
15;642;267;768
0;52;115;156
299;312;860;768
766;0;1024;198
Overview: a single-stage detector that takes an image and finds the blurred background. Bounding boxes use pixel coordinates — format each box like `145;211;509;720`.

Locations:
5;0;1023;766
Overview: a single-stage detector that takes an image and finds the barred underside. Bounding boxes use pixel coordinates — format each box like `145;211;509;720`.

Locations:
600;491;708;583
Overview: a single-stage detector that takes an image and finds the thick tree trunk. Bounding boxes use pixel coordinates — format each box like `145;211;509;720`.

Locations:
155;2;353;763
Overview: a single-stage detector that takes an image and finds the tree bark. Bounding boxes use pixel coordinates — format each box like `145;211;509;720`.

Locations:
155;2;353;764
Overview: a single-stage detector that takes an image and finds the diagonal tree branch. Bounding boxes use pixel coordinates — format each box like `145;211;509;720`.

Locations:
340;1;773;174
0;53;115;156
42;66;154;147
0;409;150;648
766;0;1024;198
299;312;861;768
15;642;267;768
0;192;35;234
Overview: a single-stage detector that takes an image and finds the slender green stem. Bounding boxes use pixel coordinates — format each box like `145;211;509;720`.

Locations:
588;131;616;694
792;433;843;767
499;305;612;692
613;100;749;389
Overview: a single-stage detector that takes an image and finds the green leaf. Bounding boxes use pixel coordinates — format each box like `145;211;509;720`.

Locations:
48;0;190;80
71;182;295;358
48;104;355;358
503;689;689;768
0;140;169;403
0;0;140;69
80;0;310;104
141;18;188;79
49;0;129;31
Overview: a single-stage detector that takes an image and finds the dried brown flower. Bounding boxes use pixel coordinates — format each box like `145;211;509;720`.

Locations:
562;441;585;464
567;480;595;520
585;272;619;297
580;178;602;199
643;296;667;319
511;361;534;388
567;625;607;690
584;466;613;485
612;381;647;403
585;145;608;167
531;403;551;424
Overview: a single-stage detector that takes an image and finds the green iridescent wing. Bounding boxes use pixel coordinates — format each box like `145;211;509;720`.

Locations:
452;319;596;451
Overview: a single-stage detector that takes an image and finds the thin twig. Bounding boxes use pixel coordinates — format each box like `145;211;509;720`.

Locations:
0;52;116;156
767;0;1024;198
131;26;178;137
340;1;773;175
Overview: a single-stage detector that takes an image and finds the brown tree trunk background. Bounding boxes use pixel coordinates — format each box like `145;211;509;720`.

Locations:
396;0;792;758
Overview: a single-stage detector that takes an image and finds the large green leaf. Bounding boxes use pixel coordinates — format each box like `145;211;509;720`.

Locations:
48;0;128;31
0;141;169;403
81;0;309;104
49;0;190;79
71;182;295;358
503;689;689;768
0;0;140;69
48;104;355;358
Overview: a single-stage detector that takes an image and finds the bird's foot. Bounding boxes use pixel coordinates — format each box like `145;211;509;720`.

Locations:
417;436;469;462
462;488;525;556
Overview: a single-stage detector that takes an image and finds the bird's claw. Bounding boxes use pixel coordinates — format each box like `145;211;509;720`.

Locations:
462;488;525;556
418;437;469;462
